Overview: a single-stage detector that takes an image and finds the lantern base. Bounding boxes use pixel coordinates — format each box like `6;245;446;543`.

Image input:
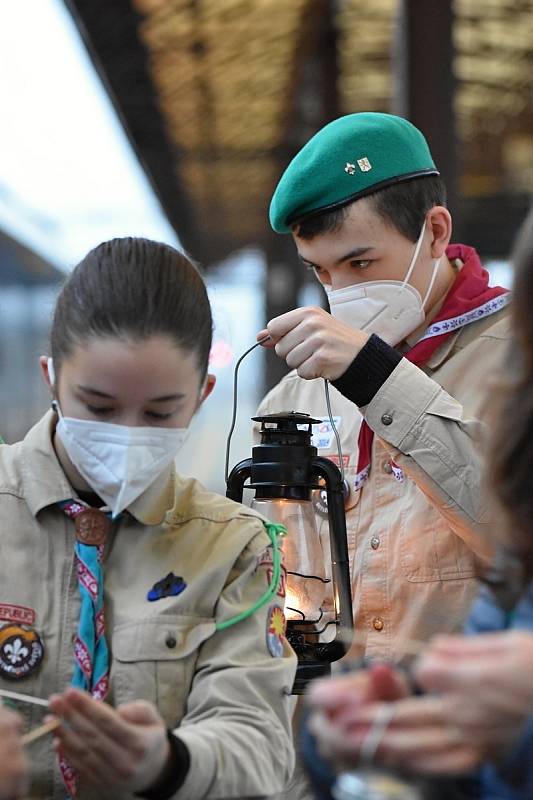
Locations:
292;660;331;694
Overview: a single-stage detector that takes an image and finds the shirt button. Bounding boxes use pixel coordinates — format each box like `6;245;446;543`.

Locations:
165;634;177;649
370;536;380;550
372;617;384;631
382;461;393;474
381;413;393;426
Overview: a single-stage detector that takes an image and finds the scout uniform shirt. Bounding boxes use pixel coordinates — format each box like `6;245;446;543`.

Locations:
256;306;510;664
0;410;296;800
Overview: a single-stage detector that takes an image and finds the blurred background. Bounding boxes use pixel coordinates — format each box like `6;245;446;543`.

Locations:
1;0;531;491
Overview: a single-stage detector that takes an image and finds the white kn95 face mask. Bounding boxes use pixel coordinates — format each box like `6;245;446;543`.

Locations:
326;222;441;346
49;360;187;517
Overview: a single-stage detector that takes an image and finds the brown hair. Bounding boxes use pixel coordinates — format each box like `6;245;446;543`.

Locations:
294;175;447;242
491;208;533;579
51;237;213;379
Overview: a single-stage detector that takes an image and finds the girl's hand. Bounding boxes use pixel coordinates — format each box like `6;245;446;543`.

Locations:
48;688;171;794
0;706;29;800
257;307;369;380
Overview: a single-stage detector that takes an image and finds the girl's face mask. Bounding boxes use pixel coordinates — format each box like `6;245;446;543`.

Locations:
54;401;188;518
47;354;194;518
326;222;441;346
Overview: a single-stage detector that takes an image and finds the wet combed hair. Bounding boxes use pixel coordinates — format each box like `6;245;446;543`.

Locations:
491;208;533;579
51;237;213;379
294;175;447;242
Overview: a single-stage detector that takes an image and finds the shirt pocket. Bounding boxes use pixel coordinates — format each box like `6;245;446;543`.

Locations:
399;497;478;582
111;615;215;728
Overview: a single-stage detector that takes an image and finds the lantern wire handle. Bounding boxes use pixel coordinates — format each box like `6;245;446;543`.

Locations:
323;379;345;483
225;334;270;483
224;335;345;485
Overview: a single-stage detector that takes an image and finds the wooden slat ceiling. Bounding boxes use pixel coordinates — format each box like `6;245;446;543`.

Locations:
67;0;533;266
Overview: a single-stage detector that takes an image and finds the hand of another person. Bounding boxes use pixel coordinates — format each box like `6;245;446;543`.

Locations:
48;689;171;794
305;662;408;771
0;706;29;800
257;307;369;380
306;662;482;775
415;630;533;758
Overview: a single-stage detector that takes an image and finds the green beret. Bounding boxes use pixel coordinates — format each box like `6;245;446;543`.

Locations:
269;112;439;233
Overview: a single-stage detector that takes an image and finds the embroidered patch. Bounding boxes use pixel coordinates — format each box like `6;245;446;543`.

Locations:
256;546;273;569
0;604;36;626
0;624;44;680
266;606;286;658
147;573;187;602
267;565;287;599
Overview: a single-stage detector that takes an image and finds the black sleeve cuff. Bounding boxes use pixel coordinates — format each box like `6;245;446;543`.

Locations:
135;730;190;800
332;333;403;407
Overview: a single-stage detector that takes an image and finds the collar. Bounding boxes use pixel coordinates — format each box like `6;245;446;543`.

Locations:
21;409;76;517
21;409;176;526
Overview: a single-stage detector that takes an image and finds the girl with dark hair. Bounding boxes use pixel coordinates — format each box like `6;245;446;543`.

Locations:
0;237;295;799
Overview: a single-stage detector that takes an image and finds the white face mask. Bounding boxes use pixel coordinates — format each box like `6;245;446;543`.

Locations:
48;363;188;517
326;222;441;346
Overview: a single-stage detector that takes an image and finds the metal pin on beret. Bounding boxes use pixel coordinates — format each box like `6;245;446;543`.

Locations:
269;112;439;233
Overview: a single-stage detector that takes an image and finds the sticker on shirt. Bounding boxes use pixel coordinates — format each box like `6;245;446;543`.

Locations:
266;605;286;658
0;624;44;680
0;604;36;627
311;417;342;450
313;476;352;517
147;572;187;602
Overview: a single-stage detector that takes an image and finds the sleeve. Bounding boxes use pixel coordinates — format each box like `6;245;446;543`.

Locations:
333;327;509;561
478;716;533;798
170;522;297;800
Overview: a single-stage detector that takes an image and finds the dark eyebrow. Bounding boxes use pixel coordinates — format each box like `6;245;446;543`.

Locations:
149;393;186;403
76;385;115;399
334;247;374;266
298;246;374;270
76;386;185;402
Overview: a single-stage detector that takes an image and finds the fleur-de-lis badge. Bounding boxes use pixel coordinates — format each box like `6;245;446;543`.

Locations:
357;157;372;172
0;623;45;679
344;162;356;175
4;638;29;664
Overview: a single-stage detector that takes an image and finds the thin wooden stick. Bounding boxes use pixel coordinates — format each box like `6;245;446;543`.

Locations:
21;718;61;746
0;689;48;708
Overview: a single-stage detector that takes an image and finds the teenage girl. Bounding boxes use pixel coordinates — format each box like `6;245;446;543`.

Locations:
0;237;295;799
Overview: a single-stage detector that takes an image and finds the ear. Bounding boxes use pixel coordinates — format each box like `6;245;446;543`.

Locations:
426;206;452;259
196;373;216;410
39;355;54;394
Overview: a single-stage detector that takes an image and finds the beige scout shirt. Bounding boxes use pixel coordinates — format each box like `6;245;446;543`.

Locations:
0;411;296;800
255;309;510;664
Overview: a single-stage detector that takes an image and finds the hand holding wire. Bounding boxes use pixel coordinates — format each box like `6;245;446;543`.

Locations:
258;307;369;381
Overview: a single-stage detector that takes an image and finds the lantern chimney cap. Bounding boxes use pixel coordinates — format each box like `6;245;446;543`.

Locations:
252;411;322;427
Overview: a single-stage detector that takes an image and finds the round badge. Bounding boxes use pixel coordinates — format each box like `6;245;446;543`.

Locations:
0;624;44;680
266;605;286;658
313;479;351;517
74;509;111;546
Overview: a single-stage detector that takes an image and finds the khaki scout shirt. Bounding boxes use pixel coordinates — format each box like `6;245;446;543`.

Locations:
256;308;510;663
0;411;296;800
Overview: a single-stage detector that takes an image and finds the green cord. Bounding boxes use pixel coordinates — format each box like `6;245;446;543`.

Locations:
215;522;286;631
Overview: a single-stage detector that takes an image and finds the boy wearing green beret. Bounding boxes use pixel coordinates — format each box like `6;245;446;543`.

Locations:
256;112;510;669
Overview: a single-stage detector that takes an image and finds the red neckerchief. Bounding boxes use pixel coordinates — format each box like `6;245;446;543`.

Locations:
354;244;509;490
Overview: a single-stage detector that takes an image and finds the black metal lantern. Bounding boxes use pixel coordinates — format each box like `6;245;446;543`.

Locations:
226;411;353;693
